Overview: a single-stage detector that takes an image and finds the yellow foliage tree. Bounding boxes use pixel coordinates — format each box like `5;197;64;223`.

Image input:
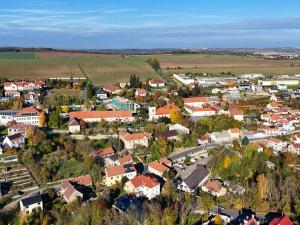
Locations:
257;174;268;201
61;106;69;113
158;137;169;156
169;108;182;124
39;111;47;128
223;155;232;169
213;214;224;225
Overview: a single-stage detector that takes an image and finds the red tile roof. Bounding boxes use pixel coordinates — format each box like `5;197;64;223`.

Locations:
119;131;151;141
183;96;208;103
269;216;294;225
156;104;179;115
130;175;159;189
149;79;165;85
148;160;168;173
103;84;120;93
16;107;40;117
184;105;217;112
8;123;36;132
68;175;93;186
105;165;125;177
94;147;114;157
117;154;133;165
69;110;132;119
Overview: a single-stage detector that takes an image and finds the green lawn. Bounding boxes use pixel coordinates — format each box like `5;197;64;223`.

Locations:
57;159;83;178
0;52;36;59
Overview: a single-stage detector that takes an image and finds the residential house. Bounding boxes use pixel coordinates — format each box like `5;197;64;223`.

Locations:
270;94;284;102
288;143;300;155
169;123;190;134
68;118;81;133
7;123;37;137
4;80;44;91
228;128;240;140
241;130;266;140
2;133;25;148
148;160;169;178
58;175;93;203
20;194;43;215
94;147;115;159
124;175;160;200
149;79;165;88
202;180;227;197
183;96;220;108
0;110;17;126
243;216;260;225
148;103;179;121
119;131;151;150
4;90;21;99
14;107;41;126
268;86;278;93
103;84;121;95
115;154;133;166
69;111;135;123
277;84;288;90
177;164;210;193
209;131;231;143
24;91;40;104
267;102;282;111
96;89;108;100
269;216;294;225
184;105;217;117
229;109;244;121
135;88;147;97
104;163;136;186
291;134;300;144
268;137;288;152
198;135;210;145
112;97;140;113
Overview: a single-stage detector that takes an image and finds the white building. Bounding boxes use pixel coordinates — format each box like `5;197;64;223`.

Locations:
173;74;195;85
119;131;151;150
0;110;17;126
2;134;25;148
104;164;137;186
184;105;217;117
124;175;160;200
169;123;190;134
20;194;43;215
183;96;220;108
14;107;41;126
148;104;179;121
209;131;231;143
149;79;165;88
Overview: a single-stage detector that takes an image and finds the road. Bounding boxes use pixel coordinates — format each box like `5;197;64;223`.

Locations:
168;130;300;162
209;206;266;220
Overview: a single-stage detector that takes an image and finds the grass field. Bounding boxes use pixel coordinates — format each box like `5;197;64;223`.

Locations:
137;54;300;75
1;52;300;85
0;54;159;85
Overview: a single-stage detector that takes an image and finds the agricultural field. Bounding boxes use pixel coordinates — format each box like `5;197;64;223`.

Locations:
138;54;300;75
0;53;159;85
1;52;300;85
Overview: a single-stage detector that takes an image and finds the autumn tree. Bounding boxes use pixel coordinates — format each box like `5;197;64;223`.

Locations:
257;174;268;201
39;111;47;128
213;214;224;225
169;108;182;124
223;155;232;169
157;137;169;156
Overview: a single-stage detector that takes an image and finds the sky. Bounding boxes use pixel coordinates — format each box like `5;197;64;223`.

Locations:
1;0;300;49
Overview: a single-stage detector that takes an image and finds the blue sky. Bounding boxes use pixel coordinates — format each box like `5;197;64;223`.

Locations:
1;0;300;49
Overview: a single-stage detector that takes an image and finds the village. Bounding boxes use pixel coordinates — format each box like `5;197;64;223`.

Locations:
0;72;299;225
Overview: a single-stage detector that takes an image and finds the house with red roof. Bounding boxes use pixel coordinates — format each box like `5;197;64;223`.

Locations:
148;160;170;178
14;107;41;126
8;123;37;137
269;216;294;225
2;133;25;148
103;84;121;95
149;79;165;88
229;109;244;121
115;154;133;166
243;216;260;225
135;88;147;97
124;174;160;199
68;117;81;133
184;105;217;117
183;96;220;108
267;102;282;111
3;80;44;91
104;163;137;186
69;110;134;123
148;103;179;121
94;147;114;159
58;175;93;203
119;131;151;149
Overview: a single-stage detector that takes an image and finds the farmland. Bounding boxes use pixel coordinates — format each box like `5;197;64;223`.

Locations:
1;52;300;85
0;53;159;85
141;54;300;75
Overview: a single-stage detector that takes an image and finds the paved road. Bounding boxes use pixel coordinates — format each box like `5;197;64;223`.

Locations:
168;130;300;162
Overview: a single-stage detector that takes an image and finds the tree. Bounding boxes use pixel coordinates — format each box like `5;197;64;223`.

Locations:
110;138;124;151
61;105;69;113
163;208;176;225
157;137;169;156
39;111;47;128
213;214;224;225
146;58;161;72
242;136;249;146
48;110;60;128
169;109;182;124
223;156;231;169
257;174;268;201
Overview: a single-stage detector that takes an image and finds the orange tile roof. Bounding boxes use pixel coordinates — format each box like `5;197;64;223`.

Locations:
229;109;243;115
8;123;36;131
16;107;40;116
103;84;120;93
69;110;132;119
136;88;147;95
105;165;125;177
117;154;133;165
158;158;172;166
228;128;240;133
268;102;282;108
156;103;179;115
204;180;222;192
183;96;208;103
149;79;165;84
119;131;151;141
69;175;93;186
130;175;159;189
148;160;168;173
95;147;114;157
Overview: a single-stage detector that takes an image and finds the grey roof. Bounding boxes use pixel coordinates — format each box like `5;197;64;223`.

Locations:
154;130;177;139
182;164;209;191
21;194;43;207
